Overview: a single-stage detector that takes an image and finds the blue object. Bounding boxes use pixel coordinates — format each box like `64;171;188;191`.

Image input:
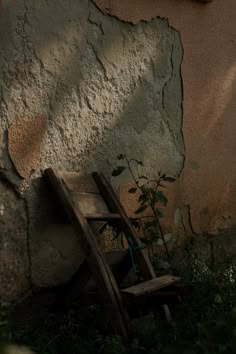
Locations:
127;237;144;273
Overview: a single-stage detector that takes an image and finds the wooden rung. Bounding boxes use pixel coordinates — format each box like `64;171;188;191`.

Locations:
84;213;121;221
61;172;100;193
121;275;181;297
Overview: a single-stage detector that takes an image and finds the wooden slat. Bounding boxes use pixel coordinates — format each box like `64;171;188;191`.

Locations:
121;276;181;297
92;172;156;280
44;168;130;340
92;172;172;322
61;172;100;193
72;192;110;215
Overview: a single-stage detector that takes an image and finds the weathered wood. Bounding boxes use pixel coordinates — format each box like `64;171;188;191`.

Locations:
92;172;156;280
44;168;130;339
121;276;181;297
61;172;100;193
92;172;173;321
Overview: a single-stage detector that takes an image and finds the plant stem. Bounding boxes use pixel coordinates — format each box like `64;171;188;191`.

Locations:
125;157;172;267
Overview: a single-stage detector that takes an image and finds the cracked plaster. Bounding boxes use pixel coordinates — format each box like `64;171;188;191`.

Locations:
0;0;184;299
94;0;236;235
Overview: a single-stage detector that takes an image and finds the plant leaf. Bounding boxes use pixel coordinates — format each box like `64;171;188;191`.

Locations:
135;204;148;214
156;208;166;218
128;187;137;194
157;191;168;206
163;176;176;183
138;194;148;204
111;166;126;176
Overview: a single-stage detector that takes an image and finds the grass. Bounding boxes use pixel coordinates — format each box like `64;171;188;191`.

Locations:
1;253;236;354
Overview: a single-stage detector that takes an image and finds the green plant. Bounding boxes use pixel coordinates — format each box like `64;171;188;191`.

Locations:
112;154;176;264
6;255;236;354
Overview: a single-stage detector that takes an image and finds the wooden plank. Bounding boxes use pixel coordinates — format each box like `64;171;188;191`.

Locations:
92;173;156;280
121;276;181;297
85;213;121;221
44;168;131;340
61;172;100;193
92;172;172;322
72;192;110;215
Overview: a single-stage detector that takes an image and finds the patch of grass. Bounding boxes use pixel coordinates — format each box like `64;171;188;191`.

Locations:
1;255;236;354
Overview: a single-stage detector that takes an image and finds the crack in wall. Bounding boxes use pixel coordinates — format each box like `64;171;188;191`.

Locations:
0;85;8;113
0;168;21;197
22;0;30;77
86;39;108;79
162;42;174;113
88;1;105;35
24;196;33;289
161;29;185;169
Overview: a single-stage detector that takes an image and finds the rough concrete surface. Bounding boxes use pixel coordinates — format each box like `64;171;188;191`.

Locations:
0;180;29;301
0;0;183;300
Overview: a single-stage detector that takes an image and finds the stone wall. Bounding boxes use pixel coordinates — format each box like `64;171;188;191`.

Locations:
0;0;184;301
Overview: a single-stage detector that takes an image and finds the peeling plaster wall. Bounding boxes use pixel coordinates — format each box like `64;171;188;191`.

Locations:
94;0;236;234
0;0;184;300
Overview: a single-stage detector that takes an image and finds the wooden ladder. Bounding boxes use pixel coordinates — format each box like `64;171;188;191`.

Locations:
44;168;181;340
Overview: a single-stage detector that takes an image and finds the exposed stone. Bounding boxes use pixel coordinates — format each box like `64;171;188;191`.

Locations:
8;116;47;179
0;180;29;301
30;224;84;288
